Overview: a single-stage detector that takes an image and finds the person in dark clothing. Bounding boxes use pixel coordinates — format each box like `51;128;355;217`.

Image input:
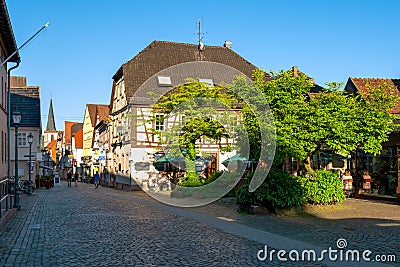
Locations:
67;171;72;187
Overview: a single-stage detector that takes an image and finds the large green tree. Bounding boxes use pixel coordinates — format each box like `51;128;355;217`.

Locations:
250;69;399;175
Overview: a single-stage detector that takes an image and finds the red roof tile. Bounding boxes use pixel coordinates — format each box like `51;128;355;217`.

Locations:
46;139;57;149
348;78;400;114
64;121;81;145
97;105;109;122
73;128;83;149
86;104;109;127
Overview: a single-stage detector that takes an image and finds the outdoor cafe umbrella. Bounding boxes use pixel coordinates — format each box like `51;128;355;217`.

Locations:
156;155;215;170
155;155;186;171
222;153;248;168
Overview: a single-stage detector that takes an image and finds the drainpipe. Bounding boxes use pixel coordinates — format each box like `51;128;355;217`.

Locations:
7;60;20;182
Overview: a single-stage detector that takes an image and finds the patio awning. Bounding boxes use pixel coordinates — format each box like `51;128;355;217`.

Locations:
156;155;215;163
222;154;248;167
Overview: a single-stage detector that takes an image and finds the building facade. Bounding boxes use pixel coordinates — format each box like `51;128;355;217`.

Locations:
107;40;258;187
71;122;83;176
0;0;20;179
344;77;400;199
10;76;41;181
82;104;109;178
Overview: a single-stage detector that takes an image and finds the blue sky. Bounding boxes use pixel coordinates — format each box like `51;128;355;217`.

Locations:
6;0;400;130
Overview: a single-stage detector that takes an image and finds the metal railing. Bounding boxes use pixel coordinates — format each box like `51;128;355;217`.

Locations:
0;177;14;218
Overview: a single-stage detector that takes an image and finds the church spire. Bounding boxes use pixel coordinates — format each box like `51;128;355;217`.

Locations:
46;98;56;131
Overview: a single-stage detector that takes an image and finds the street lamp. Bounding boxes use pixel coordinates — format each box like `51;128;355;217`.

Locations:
13;111;21;210
27;133;34;195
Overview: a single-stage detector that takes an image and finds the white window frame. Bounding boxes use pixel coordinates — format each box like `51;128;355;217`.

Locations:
18;133;27;146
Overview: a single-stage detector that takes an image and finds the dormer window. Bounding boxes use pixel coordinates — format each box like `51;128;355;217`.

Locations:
199;78;214;86
157;76;172;87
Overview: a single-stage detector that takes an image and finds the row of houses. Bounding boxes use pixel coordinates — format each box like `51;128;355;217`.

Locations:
2;0;398;201
3;0;399;199
42;39;400;199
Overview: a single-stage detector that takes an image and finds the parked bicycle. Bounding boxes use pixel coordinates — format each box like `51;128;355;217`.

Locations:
19;180;35;194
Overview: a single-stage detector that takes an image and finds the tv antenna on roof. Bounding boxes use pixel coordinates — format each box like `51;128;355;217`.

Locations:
197;19;206;50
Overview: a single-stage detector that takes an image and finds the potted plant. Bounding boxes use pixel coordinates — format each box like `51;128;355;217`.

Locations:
45;176;52;189
39;176;46;187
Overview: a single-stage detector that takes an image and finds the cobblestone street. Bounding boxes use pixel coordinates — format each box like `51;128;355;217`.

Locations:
0;182;399;266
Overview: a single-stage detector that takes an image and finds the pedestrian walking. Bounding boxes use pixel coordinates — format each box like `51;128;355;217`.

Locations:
67;170;72;187
74;172;79;187
94;171;100;189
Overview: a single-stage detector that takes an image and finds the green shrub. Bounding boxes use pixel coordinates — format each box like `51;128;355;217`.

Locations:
236;169;305;208
255;169;305;208
177;172;202;187
236;181;255;205
195;171;241;198
300;170;345;204
204;171;223;185
176;171;242;198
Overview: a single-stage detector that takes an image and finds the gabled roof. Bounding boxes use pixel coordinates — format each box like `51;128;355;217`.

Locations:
71;123;83;135
110;40;261;108
0;0;19;62
86;104;109;127
64;121;81;146
45;139;57;162
10;78;41;128
345;77;400;114
46;139;57;149
72;125;83;149
97;105;109;123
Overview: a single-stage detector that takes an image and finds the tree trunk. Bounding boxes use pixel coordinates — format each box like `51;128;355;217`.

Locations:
303;156;315;176
185;142;197;174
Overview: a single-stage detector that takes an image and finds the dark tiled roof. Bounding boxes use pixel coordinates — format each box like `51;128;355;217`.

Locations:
10;89;41;128
10;86;39;98
346;78;400;115
111;40;261;107
71;123;83;135
0;0;19;62
307;84;325;100
309;84;324;93
132;61;254;103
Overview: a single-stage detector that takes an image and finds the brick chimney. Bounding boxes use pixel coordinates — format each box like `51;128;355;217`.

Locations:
292;66;299;77
10;76;27;87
